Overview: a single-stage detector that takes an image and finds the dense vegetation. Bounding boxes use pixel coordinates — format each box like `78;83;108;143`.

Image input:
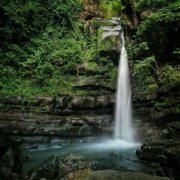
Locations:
0;0;180;103
0;0;119;98
0;0;83;97
127;0;180;99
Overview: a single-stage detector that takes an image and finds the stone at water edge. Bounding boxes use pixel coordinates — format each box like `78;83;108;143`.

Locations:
86;170;170;180
66;169;170;180
136;140;180;169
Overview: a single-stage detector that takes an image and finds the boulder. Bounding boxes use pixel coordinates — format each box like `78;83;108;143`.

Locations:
98;18;121;64
56;96;72;110
95;95;107;107
83;97;95;108
107;94;115;106
70;119;85;126
59;156;93;179
136;140;180;169
32;97;53;106
84;116;96;126
72;97;84;108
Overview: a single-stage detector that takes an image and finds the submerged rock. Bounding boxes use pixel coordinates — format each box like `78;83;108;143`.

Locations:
26;154;59;180
57;157;93;179
64;153;83;161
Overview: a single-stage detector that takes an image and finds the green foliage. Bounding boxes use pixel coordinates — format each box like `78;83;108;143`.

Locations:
158;64;180;91
0;0;86;98
133;56;156;72
92;56;117;87
136;0;180;62
100;0;122;18
136;0;177;12
133;56;158;94
1;0;112;98
136;0;174;12
173;48;180;59
137;2;180;34
124;0;180;102
0;0;81;47
0;0;81;71
1;20;100;97
128;41;150;60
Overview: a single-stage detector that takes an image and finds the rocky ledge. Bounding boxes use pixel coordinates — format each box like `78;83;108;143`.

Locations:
137;140;180;169
0;94;115;137
136;122;180;179
0;112;112;136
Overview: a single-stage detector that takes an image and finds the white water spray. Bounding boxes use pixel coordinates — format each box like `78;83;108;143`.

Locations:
114;27;134;142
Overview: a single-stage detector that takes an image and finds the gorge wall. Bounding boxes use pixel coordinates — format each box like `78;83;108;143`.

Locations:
0;0;179;142
0;1;180;179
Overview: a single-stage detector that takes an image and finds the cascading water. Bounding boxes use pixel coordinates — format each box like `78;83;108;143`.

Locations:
114;27;134;142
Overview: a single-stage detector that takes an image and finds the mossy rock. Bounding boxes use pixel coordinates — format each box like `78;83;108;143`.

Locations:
98;18;121;53
67;169;170;180
66;169;93;180
99;0;122;18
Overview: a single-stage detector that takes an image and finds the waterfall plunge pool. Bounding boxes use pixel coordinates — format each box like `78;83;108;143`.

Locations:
23;136;157;176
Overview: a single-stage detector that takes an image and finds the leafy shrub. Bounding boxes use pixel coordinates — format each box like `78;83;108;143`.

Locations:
158;64;180;90
136;1;180;62
133;56;157;94
0;0;83;97
100;0;122;18
128;41;150;60
136;0;176;12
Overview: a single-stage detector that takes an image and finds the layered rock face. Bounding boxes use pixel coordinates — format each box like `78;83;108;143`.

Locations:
0;95;114;136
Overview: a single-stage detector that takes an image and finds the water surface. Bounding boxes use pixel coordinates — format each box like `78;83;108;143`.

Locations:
23;136;155;175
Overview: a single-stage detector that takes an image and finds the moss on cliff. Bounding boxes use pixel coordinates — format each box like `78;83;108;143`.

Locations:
126;0;180;119
0;0;122;99
99;0;122;18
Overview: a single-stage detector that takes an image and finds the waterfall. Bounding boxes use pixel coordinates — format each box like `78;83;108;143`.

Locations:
114;27;134;142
